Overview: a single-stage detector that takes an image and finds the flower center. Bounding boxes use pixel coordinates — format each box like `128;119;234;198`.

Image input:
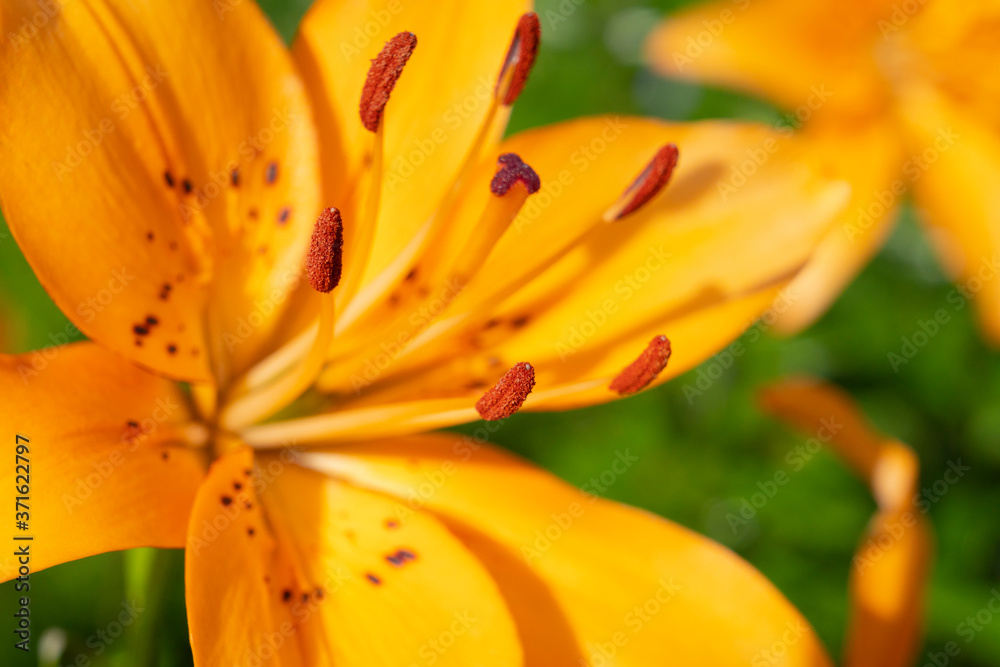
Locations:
200;13;683;451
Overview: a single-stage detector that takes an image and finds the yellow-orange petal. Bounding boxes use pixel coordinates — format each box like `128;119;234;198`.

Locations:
185;447;308;667
0;0;321;382
298;434;834;666
0;343;204;581
294;0;531;284
644;0;893;117
771;118;906;334
256;456;523;666
760;378;931;667
894;68;1000;343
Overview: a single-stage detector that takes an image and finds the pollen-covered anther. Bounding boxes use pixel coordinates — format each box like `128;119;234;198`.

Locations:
360;31;418;132
609;335;672;395
490;153;541;196
603;144;680;222
475;361;536;421
497;12;541;106
306;208;344;294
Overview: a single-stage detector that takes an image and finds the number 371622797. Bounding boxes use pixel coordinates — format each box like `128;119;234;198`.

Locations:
15;435;29;527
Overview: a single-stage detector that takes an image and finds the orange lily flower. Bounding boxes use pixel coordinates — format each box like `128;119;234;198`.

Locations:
0;0;851;663
759;378;932;667
647;0;1000;338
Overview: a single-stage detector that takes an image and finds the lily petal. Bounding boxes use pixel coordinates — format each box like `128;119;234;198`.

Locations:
0;343;204;581
644;0;893;116
0;0;321;382
299;434;835;666
771;119;906;334
185;447;308;667
256;453;523;666
293;0;531;283
760;378;931;667
894;13;1000;343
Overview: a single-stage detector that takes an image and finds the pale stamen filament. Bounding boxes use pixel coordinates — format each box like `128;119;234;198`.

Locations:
220;296;336;430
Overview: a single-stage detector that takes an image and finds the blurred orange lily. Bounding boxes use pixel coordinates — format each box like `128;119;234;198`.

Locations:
0;0;850;663
759;378;932;667
648;0;1000;338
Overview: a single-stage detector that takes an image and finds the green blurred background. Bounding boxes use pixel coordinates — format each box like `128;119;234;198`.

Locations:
2;0;999;665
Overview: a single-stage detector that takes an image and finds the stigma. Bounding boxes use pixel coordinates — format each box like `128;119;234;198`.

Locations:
490;153;541;196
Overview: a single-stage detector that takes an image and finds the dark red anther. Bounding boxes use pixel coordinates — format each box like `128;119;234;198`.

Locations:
498;13;541;106
476;362;536;421
609;335;672;395
607;144;679;221
360;32;418;132
307;208;344;293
